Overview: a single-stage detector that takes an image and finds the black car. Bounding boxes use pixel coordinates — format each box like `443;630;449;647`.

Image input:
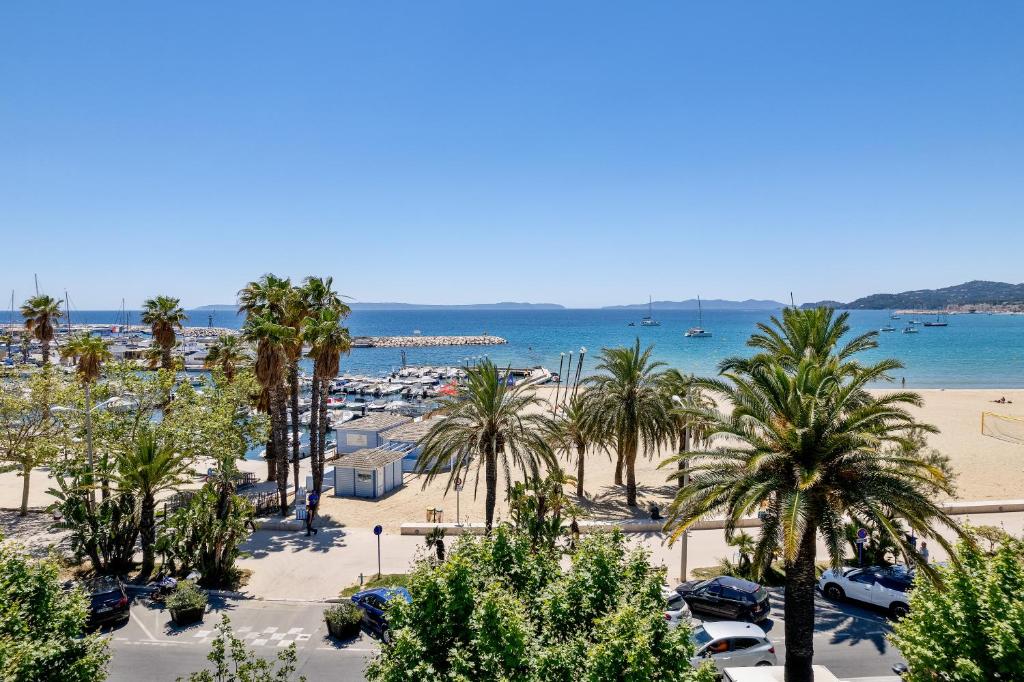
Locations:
675;576;771;622
73;576;131;628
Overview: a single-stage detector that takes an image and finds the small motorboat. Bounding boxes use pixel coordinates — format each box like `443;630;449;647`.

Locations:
903;326;919;334
881;325;896;332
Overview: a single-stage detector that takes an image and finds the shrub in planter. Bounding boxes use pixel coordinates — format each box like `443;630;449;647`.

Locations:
167;580;208;626
324;602;362;640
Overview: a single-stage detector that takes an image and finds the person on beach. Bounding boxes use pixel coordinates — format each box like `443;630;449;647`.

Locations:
305;489;320;536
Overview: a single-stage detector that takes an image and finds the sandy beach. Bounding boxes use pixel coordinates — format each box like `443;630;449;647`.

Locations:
3;388;1023;537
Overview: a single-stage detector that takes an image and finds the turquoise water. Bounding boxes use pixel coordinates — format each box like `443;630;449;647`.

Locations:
41;309;1024;388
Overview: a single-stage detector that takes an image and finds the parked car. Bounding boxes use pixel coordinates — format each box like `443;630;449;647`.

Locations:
690;621;777;672
676;576;771;622
68;576;130;628
818;565;913;617
663;587;695;629
350;587;412;643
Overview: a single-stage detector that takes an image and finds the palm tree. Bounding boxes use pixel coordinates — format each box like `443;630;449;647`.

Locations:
115;429;190;577
417;360;555;533
663;308;967;682
60;333;112;509
1;331;12;360
20;294;63;365
241;311;295;514
141;296;187;370
204;334;249;382
303;306;351;494
238;274;292;484
585;339;672;507
547;390;602;498
281;287;310;494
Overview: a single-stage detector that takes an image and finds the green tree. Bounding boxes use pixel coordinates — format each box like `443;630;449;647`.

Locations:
115;428;191;577
178;615;305;682
60;333;113;507
20;294;63;365
238;274;292;489
0;369;70;514
890;537;1024;680
366;527;713;682
508;470;578;552
584;339;672;507
417;359;555;533
547;390;602;498
204;334;250;382
0;538;110;682
663;308;967;681
141;295;187;370
302;303;351;493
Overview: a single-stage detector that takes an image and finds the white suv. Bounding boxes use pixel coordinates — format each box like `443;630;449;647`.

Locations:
818;565;913;618
689;621;777;672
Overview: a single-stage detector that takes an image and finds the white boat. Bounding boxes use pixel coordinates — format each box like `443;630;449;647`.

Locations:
685;296;712;338
367;399;388;411
889;311;901;320
903;326;919;334
880;324;896;332
639;296;660;326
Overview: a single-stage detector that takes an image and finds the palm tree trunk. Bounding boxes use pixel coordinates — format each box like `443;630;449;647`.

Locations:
20;463;31;516
319;378;329;490
140;494;156;577
613;452;624;485
575;442;585;498
161;344;172;370
784;522;819;682
678;426;690;489
274;385;289;515
484;448;497;534
265;437;276;481
289;363;300;494
625;448;638;507
84;381;96;510
309;373;320;491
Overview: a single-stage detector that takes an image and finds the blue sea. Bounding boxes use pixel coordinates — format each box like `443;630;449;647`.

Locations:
35;308;1024;388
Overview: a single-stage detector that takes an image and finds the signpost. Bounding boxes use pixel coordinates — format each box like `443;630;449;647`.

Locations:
374;524;383;578
454;477;464;526
856;527;868;566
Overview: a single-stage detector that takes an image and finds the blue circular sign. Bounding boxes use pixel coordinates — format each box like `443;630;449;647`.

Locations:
373;524;383;536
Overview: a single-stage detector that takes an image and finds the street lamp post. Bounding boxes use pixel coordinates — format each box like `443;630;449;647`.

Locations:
671;394;690;581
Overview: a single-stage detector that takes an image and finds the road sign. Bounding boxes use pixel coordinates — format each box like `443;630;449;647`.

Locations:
374;525;383;578
856;528;868;544
373;524;383;536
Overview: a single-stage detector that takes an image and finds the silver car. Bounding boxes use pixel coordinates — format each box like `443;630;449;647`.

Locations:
690;621;777;672
664;588;695;629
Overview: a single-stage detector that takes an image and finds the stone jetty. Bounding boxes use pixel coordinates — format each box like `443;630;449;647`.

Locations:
351;335;507;348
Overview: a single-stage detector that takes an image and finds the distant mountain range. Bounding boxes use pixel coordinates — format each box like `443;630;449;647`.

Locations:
801;281;1024;310
195;302;565;311
603;298;786;311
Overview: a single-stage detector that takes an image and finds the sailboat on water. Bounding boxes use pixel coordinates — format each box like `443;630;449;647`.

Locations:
639;296;660;326
684;296;712;338
923;312;949;327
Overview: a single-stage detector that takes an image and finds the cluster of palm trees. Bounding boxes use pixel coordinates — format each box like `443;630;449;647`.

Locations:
238;274;351;516
416;309;964;680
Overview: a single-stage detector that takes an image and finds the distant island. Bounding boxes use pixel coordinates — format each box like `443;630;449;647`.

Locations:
197;302;565;311
603;298;786;311
800;280;1024;312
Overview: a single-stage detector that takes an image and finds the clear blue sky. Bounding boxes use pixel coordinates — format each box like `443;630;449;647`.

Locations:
2;2;1022;309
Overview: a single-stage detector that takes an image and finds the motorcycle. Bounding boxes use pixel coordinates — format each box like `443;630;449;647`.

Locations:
148;574;178;604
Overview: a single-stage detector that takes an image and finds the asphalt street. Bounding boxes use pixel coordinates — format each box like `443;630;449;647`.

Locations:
105;589;903;681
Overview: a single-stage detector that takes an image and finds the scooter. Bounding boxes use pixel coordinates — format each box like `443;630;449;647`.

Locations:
148;574;178;604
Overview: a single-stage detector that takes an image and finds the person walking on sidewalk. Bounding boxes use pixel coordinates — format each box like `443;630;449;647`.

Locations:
305;489;320;536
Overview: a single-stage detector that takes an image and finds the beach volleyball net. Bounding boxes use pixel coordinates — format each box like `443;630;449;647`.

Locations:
981;412;1024;446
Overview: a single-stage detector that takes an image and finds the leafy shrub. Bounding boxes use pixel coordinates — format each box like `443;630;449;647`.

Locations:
324;603;362;639
166;580;208;612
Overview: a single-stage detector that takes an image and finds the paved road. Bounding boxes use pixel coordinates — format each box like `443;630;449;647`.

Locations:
105;590;902;681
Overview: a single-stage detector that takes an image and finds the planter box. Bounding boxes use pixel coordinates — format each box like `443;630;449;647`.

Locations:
326;618;361;641
169;605;206;626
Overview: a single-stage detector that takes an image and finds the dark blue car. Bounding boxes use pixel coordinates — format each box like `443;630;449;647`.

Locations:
350;587;411;642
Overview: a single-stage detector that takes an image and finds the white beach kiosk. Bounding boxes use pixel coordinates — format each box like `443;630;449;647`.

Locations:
380;416;449;473
335;412;411;454
332;447;407;499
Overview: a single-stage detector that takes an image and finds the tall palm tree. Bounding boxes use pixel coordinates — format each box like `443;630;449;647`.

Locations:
663;309;967;682
417;360;555;533
238;274;292;484
547;390;602;498
660;369;715;489
60;333;112;509
204;334;249;382
140;295;187;370
303;306;351;494
241;311;295;514
585;339;673;507
20;294;63;365
115;429;190;577
281;287;310;493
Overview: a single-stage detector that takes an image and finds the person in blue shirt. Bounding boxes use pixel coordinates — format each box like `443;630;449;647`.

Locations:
305;489;320;536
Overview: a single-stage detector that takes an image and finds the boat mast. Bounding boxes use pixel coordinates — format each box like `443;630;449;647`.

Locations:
697;295;703;327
